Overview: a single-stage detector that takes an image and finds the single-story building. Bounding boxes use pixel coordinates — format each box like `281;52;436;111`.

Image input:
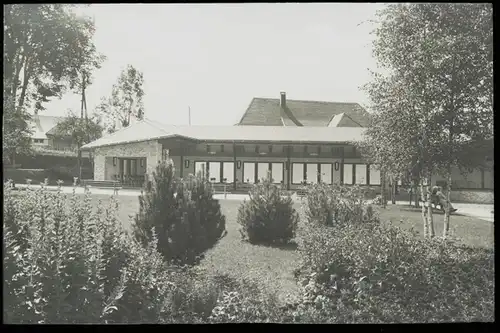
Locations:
81;92;494;203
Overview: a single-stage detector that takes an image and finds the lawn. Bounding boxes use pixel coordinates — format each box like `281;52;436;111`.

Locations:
376;204;494;249
76;194;303;303
24;192;494;303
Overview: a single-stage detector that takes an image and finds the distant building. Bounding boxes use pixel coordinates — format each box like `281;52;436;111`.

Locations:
82;92;493;203
29;115;88;156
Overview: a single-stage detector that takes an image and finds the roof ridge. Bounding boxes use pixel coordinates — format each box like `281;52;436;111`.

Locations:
142;118;174;134
99;119;147;139
254;97;361;105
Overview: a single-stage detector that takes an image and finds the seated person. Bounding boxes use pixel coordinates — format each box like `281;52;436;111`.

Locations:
431;186;457;213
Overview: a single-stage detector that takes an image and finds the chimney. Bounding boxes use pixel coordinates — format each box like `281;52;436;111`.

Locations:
280;91;286;109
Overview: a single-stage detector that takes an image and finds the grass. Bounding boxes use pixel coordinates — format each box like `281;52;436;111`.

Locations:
13;191;493;304
376;204;494;249
77;194;302;303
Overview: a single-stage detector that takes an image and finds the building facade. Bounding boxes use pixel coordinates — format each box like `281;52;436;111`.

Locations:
82;92;494;203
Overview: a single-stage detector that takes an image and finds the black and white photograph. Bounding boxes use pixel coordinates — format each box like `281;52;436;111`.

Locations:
3;3;493;324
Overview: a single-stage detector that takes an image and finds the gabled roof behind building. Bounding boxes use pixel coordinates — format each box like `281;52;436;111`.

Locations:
30;115;66;139
238;95;371;127
328;113;363;127
81;118;366;150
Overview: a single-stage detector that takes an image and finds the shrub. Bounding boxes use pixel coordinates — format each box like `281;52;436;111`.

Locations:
133;161;226;266
3;182;130;324
371;194;384;206
2;181;215;324
237;175;299;245
303;183;374;227
295;218;495;323
208;275;285;323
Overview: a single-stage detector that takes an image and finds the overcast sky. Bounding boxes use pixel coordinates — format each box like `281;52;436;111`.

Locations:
46;3;385;125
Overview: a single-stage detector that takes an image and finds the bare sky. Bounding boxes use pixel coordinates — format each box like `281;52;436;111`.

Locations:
47;3;384;125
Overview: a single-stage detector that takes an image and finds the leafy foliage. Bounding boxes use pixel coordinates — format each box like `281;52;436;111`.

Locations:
237;174;299;245
3;91;33;162
3;182;130;323
3;5;102;165
208;277;284;323
293;201;494;323
361;3;493;237
302;183;375;227
96;64;145;133
51;111;104;148
4;4;100;113
133;161;226;266
2;181;225;324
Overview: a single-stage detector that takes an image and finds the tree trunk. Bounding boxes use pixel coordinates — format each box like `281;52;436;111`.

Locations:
380;169;387;208
443;170;452;238
426;175;435;238
77;144;82;183
419;179;429;238
17;58;31;113
391;178;396;204
412;177;420;208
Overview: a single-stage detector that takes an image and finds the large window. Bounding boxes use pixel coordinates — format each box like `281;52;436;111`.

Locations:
271;163;284;184
257;163;269;182
208;162;221;183
292;163;304;184
369;164;381;185
306;164;318;184
343;164;353;185
195;161;207;178
222;162;234;183
320;164;332;184
243;162;255;183
355;164;367;185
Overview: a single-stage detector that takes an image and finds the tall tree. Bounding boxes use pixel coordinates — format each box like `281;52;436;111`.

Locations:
96;65;145;134
360;3;492;238
413;4;493;238
51;111;104;180
3;4;100;163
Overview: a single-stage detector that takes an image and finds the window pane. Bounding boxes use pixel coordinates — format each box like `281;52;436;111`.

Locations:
208;162;220;182
292;163;304;184
343;164;353;185
306;164;318;184
257;163;269;182
195;162;207;178
320;164;332;184
222;162;234;183
355;164;367;185
369;164;381;185
271;163;283;184
243;162;255;183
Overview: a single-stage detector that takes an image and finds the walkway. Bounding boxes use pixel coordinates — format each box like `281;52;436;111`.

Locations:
392;200;494;223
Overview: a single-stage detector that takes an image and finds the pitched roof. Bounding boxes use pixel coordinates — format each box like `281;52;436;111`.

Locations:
29;115;66;139
81;118;366;150
237;97;371;127
328;113;363;127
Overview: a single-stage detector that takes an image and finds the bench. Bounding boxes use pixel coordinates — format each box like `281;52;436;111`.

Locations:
82;180;122;194
211;183;231;198
295;188;308;197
